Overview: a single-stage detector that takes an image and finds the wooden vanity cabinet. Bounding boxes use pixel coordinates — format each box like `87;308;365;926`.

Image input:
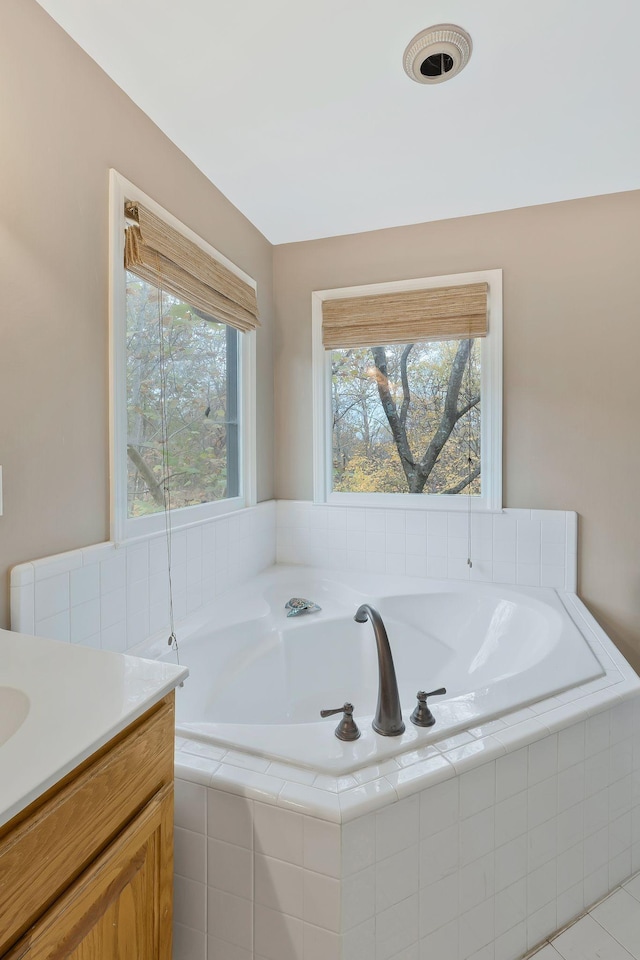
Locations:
0;693;176;960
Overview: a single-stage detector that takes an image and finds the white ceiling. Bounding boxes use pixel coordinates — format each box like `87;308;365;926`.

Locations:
36;0;640;244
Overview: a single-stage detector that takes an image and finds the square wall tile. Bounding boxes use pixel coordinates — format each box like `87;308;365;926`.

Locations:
126;543;149;584
254;802;304;865
494;792;527;848
556;880;584;930
376;796;419;860
460;851;495;913
420;777;459;838
458;896;495;959
375;893;419;960
208;838;253;899
558;722;585;771
493;516;516;541
460;807;494;866
495;835;527;895
495;876;526;937
35;573;69;621
342;815;376;876
375;847;419;913
254;903;303;960
208;889;253;952
343;919;376;960
495;922;527;960
254;854;303;918
496;748;528;801
459;762;495;818
420;824;459;884
303;816;341;878
174;875;207;932
175;826;207;882
419;873;458;937
528;818;557;871
100;553;126;594
70;564;100;605
528;779;557;829
207;937;250;960
557;842;584;895
35;609;70;643
174;923;206;960
303;869;341;931
558;763;585;813
175;780;207;834
10;584;34;634
343;866;375;931
528;735;558;786
586;711;610;755
517;519;541;542
419;919;458;960
70;598;100;643
127;609;148;645
303;922;342;960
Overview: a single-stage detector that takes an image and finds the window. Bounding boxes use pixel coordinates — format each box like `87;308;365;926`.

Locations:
312;271;502;511
331;338;481;495
125;274;240;518
109;171;257;541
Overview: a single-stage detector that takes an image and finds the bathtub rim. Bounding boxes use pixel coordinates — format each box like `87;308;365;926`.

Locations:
167;577;604;774
142;570;640;823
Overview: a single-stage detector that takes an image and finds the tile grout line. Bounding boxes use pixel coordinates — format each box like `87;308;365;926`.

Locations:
525;872;640;959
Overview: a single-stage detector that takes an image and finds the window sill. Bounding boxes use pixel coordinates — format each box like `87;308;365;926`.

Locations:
120;496;246;543
323;492;502;512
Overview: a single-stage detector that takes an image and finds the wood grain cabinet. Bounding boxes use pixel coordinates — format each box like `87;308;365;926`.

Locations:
0;694;176;960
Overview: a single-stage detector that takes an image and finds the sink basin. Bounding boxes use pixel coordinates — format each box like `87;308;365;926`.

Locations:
0;687;30;747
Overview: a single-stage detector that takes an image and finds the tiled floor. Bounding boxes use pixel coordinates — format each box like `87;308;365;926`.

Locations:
530;873;640;959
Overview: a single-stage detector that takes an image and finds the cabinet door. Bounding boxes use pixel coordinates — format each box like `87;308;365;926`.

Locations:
5;785;173;960
0;697;175;956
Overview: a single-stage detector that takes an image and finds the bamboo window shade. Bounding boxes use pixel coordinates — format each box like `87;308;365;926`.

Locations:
321;282;488;349
124;201;259;333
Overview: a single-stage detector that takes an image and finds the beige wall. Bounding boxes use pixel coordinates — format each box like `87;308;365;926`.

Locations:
0;0;274;629
273;191;640;671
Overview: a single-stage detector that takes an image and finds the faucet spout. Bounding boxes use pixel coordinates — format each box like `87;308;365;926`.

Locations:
354;604;405;737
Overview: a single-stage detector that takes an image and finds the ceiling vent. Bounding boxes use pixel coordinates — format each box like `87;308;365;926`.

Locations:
403;24;473;84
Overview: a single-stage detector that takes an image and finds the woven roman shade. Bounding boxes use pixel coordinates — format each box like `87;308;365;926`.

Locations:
124;201;259;332
322;282;488;349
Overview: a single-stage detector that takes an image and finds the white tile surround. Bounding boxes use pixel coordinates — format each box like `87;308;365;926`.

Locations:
9;500;640;959
276;502;578;592
172;673;640;960
10;501;276;649
11;501;576;650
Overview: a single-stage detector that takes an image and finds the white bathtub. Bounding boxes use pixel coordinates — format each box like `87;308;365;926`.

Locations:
159;566;603;774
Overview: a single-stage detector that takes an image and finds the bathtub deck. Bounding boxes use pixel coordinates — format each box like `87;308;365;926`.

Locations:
531;872;640;959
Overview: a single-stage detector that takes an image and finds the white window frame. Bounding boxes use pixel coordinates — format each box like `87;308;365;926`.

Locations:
108;169;256;543
312;269;503;512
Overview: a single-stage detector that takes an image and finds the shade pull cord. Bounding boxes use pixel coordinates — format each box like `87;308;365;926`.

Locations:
467;331;473;570
155;255;183;684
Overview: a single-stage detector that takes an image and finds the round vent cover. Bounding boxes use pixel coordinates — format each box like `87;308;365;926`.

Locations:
403;24;473;84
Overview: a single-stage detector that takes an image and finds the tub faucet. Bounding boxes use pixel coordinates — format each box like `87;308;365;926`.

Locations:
354;604;405;737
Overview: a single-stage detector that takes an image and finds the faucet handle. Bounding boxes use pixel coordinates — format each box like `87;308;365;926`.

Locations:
411;688;447;728
320;702;353;718
320;702;361;741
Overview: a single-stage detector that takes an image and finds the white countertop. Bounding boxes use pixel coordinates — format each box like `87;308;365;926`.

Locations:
0;628;188;829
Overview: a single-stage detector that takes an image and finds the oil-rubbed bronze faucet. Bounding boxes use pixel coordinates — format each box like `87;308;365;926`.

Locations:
354;604;405;737
320;702;361;741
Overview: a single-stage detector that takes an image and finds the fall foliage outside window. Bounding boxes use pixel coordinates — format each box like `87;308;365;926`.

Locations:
331;338;481;497
126;271;240;518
